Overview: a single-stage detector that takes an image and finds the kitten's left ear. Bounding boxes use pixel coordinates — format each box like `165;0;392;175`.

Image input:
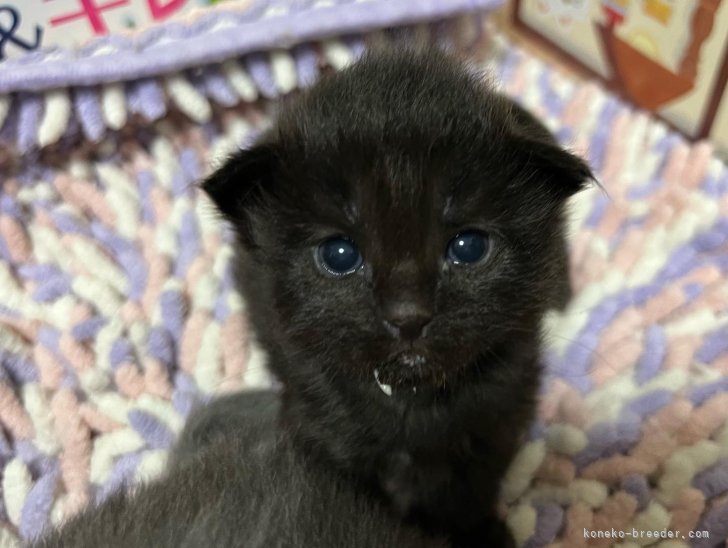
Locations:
201;143;279;220
517;138;595;199
508;102;595;198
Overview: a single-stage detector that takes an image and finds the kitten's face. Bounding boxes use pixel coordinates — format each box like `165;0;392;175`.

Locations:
204;50;591;390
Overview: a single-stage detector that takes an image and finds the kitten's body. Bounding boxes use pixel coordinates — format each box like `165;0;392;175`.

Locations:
36;48;591;547
37;391;440;548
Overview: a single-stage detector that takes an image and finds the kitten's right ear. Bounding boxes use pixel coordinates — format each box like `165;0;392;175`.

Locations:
201;144;279;220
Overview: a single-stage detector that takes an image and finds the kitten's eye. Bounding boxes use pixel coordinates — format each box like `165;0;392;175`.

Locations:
317;237;363;276
447;231;489;265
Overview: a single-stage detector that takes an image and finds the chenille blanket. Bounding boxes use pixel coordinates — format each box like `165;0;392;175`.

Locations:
1;1;727;546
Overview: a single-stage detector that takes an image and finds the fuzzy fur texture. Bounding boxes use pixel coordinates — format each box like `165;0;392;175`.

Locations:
36;391;440;548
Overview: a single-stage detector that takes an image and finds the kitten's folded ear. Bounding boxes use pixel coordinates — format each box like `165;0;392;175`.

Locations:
518;138;595;199
508;102;596;199
200;143;279;220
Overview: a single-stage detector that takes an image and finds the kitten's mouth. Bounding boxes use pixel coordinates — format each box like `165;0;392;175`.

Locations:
373;351;444;394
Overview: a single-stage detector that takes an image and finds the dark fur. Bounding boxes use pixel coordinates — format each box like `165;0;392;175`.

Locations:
36;390;441;548
202;49;591;546
35;48;591;548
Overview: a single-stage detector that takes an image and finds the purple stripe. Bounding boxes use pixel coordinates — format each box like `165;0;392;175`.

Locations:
32;276;71;302
695;328;728;364
574;416;641;468
292;43;319;88
37;326;60;351
627;175;664;200
127;79;167;121
200;67;239;107
703;172;728;197
16;93;42;152
0;195;24;218
17;263;61;282
692;502;728;548
538;70;564;116
688;378;728;406
525;503;563;548
148;326;175;366
214;292;229;323
51;211;89;235
1;350;38;383
620;474;650;511
624;390;671;419
656;245;698;284
682;282;703;301
171;171;190;199
634;326;666;384
19;468;58;541
172;388;203;418
174;210;201;279
180;148;201;188
74;87;105;142
110;339;135;369
693;459;728;499
136;170;157;224
160;289;187;341
89;222;133;256
71;317;107;341
97;451;141;503
118;249;147;301
584;194;608;228
0;238;13;265
588;98;621;172
693;219;728;252
245;52;279;99
128;410;175;449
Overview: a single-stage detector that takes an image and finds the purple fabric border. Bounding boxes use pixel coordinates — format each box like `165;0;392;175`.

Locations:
0;0;502;94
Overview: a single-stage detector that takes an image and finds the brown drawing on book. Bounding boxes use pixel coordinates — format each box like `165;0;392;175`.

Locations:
597;0;723;110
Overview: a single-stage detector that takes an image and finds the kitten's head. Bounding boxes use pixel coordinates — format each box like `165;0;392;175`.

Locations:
203;49;592;391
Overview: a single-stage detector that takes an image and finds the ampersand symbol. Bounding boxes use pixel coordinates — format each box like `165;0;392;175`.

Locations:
0;6;43;61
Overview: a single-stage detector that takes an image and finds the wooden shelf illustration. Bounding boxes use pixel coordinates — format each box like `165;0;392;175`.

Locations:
597;0;722;111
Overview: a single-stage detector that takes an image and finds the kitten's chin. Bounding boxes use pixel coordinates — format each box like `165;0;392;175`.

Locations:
374;352;447;391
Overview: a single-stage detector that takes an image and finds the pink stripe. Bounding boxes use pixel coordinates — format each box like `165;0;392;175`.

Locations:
669;487;706;538
51;389;90;506
0;384;35;438
79;403;123;433
115;363;145;398
143;358;173;399
0;216;31;263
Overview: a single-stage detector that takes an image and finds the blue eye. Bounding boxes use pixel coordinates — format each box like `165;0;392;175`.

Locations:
447;231;489;265
317;237;363;276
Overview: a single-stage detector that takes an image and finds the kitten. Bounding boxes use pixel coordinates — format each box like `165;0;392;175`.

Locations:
35;48;591;548
35;390;441;547
200;48;592;547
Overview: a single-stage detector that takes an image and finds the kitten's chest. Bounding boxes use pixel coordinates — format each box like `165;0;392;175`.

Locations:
373;406;476;510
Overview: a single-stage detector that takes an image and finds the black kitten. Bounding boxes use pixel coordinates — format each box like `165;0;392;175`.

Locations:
201;48;591;547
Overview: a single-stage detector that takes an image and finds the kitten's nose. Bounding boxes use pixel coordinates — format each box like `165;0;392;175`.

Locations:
381;301;432;340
